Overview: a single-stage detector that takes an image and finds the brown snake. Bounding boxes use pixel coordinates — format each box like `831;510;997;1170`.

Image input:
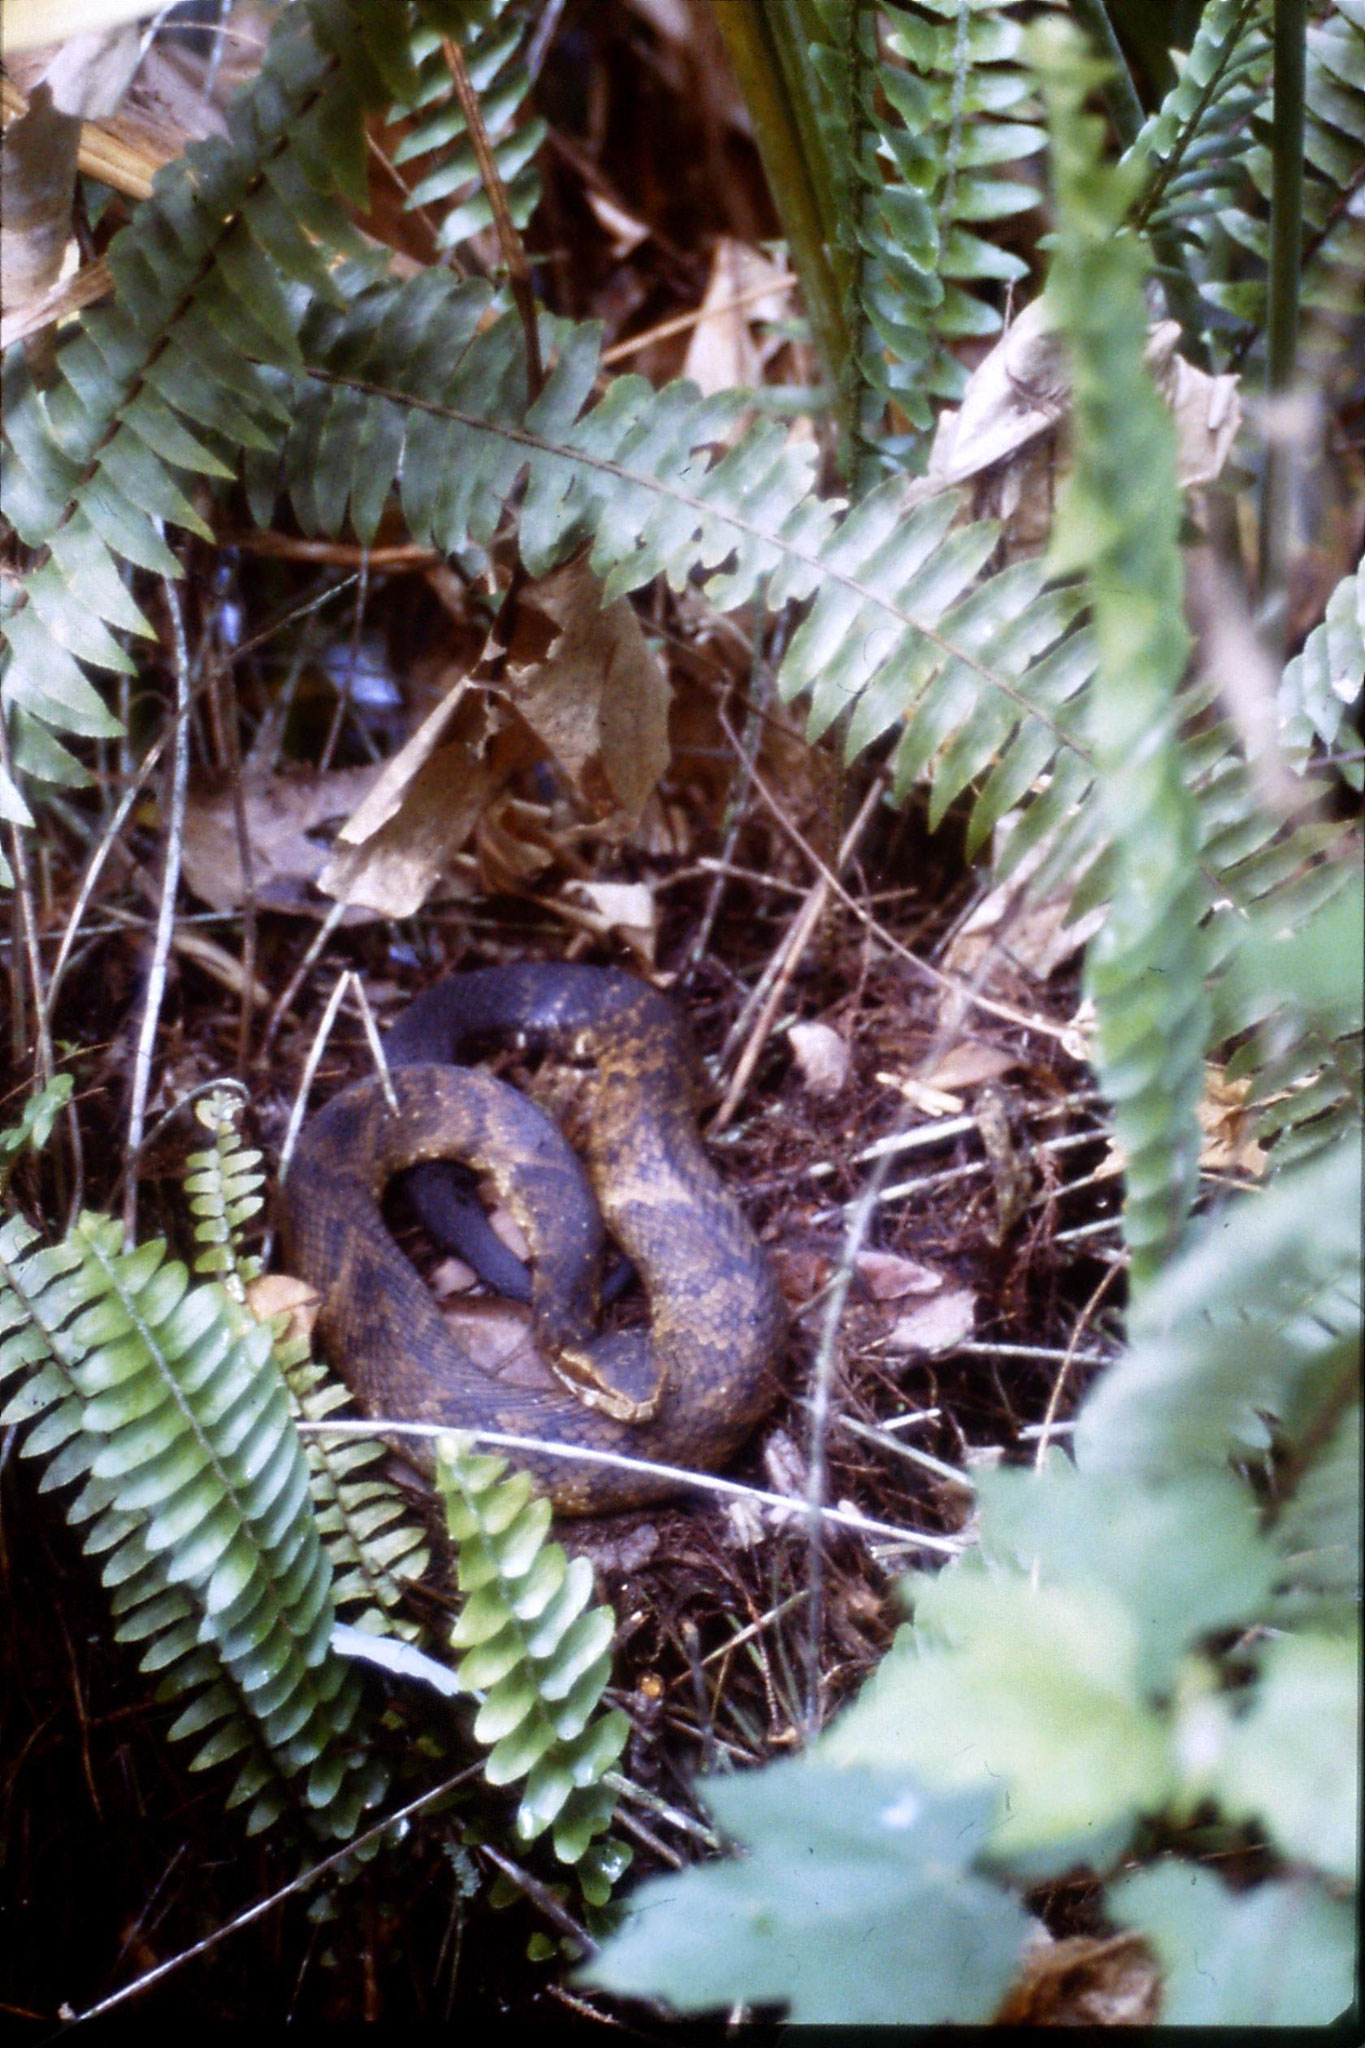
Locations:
280;966;784;1512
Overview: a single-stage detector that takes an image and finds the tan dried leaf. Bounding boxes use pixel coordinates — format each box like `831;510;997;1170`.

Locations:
919;1041;1021;1095
247;1272;318;1344
927;297;1068;487
928;302;1240;495
319;685;496;917
995;1932;1160;2027
682;236;792;398
505;559;670;830
1197;1065;1268;1177
181;765;382;916
473;794;558;893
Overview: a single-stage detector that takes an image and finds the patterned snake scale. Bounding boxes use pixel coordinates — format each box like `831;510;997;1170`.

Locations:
280;965;785;1512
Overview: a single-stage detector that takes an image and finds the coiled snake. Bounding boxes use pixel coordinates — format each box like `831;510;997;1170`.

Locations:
280;966;784;1513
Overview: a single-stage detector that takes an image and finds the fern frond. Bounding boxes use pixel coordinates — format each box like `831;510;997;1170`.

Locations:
0;1208;384;1839
242;261;1093;859
393;0;546;249
0;1073;73;1196
184;1087;266;1294
1073;1132;1360;1491
1177;1;1365;358
1266;1392;1360;1632
281;1337;431;1640
180;1086;431;1633
437;1433;630;1876
803;0;1043;471
1036;19;1211;1287
1126;0;1271;304
0;0;409;820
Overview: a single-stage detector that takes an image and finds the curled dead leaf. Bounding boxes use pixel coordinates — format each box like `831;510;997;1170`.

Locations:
928;301;1240;494
247;1272;318;1346
473;794;558;893
504;559;671;831
682;236;793;399
1198;1066;1268;1177
319;687;496;918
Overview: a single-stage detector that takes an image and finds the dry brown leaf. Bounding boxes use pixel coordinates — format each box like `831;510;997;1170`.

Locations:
926;298;1068;487
682;236;792;398
938;829;1105;1037
505;559;671;831
1152;324;1242;487
928;301;1240;495
788;1019;852;1098
1198;1066;1268;1176
472;793;558;893
247;1272;318;1345
918;1041;1020;1094
181;765;382;916
885;1287;976;1356
855;1250;944;1301
0;25;143;366
945;875;1105;987
995;1932;1160;2026
319;686;497;917
1099;1064;1269;1182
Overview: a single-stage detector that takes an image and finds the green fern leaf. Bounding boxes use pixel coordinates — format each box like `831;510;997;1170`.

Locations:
0;0;396;830
806;0;1043;473
0;1208;384;1840
437;1433;630;1879
1037;19;1212;1286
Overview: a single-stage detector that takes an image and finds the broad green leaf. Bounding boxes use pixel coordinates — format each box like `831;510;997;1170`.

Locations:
976;1460;1276;1689
582;1764;1029;2023
1213;1632;1360;1882
1109;1865;1357;2025
821;1571;1172;1859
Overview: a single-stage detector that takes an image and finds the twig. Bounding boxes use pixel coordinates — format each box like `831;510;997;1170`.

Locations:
682;654;771;983
440;33;544;400
293;1420;963;1555
1032;1258;1123;1466
123;572;192;1250
799;1098;920;1739
0;715;55;1087
717;708;1080;1050
210;639;259;1074
270;967;398;1260
601;271;799;367
710;771;884;1133
257;898;348;1063
65;1765;484;2026
479;1843;596;1956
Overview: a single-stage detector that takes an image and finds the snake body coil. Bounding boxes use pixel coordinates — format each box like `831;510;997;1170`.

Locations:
280;966;784;1513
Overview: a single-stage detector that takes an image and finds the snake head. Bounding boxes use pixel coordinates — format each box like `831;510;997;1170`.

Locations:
551;1333;664;1426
